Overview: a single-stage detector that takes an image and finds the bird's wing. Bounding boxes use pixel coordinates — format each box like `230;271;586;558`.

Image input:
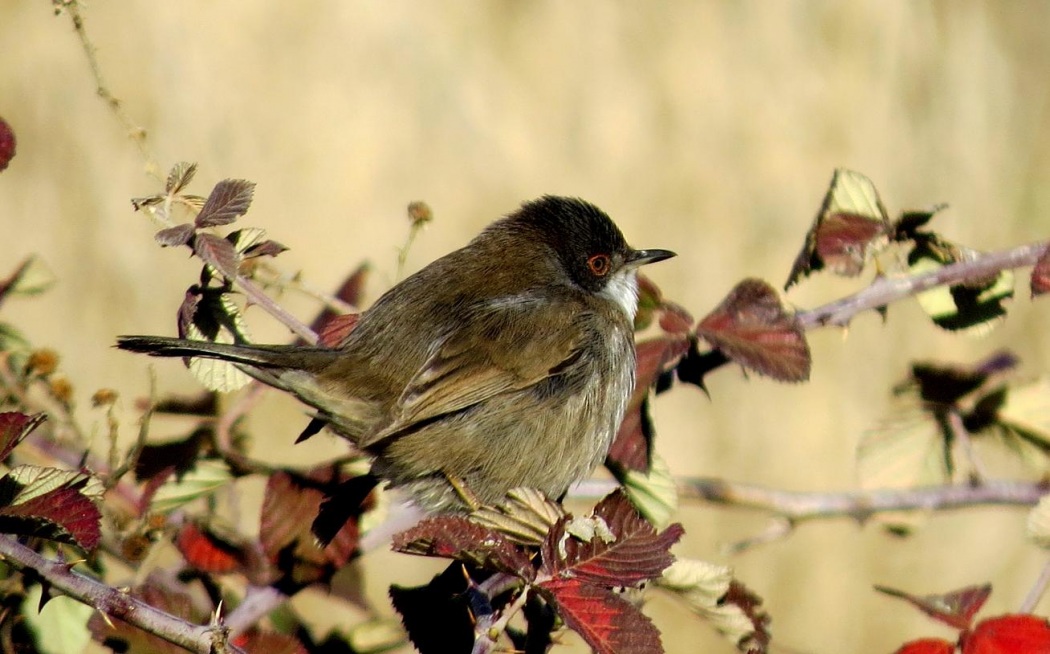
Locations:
358;298;588;448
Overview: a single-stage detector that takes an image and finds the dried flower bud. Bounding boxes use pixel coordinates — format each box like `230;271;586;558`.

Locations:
92;388;119;407
25;348;58;376
49;374;73;404
407;201;433;227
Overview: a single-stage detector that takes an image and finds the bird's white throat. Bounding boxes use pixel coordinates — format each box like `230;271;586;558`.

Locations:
601;270;639;318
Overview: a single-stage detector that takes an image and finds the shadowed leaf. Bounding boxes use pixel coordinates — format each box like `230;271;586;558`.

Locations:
0;412;46;460
875;583;992;630
260;471;357;585
154;223;196;248
697;279;811;382
88;571;208;654
175;521;249;574
193;233;241;280
195;178;255;227
470;487;567;546
243;239;288;259
393;515;536;579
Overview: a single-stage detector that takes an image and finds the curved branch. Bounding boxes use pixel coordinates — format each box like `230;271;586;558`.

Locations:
0;536;240;654
797;240;1049;328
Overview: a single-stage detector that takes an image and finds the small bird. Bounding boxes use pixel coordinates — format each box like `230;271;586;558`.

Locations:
118;196;674;514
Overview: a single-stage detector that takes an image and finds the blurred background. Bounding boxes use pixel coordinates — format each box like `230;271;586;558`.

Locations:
3;1;1050;652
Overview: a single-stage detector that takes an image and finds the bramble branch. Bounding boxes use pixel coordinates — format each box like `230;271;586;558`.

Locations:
0;536;239;654
797;240;1049;328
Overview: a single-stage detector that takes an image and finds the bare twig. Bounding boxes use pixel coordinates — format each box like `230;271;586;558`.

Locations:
222;585;287;638
55;0;159;178
237;276;318;344
0;536;241;654
796;240;1050;328
1021;559;1050;613
106;367;157;489
574;477;1046;522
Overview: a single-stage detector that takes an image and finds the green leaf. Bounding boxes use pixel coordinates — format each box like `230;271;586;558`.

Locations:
911;247;1014;334
150;460;233;513
621;452;678;529
1027;494;1050;549
23;586;93;654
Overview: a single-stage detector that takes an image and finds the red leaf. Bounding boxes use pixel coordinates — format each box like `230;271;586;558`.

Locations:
177;286;202;339
0;471;102;550
154;223;196;247
608;336;690;471
1032;246;1050;298
962;614;1050;654
876;584;992;630
724;580;772;654
193;232;241;280
195;178;255;227
260;471;357;579
696;278;811;382
317;313;360;347
658;301;694;334
0;116;15;172
540;578;662;654
242;239;289;259
232;630;307;654
176;522;245;574
0;412;46;460
541;489;683;586
392;515;536;580
308;263;371;341
894;638;957;654
813;212;889;276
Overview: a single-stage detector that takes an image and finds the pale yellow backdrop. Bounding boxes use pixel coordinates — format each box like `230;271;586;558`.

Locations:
2;2;1050;652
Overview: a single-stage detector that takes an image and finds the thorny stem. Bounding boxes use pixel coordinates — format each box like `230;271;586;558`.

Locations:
55;0;160;179
472;583;531;654
0;536;242;654
796;240;1049;329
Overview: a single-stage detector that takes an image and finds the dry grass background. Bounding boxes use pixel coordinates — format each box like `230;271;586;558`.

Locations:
3;2;1050;652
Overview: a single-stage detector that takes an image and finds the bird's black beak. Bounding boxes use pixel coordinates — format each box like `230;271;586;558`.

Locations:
626;248;676;268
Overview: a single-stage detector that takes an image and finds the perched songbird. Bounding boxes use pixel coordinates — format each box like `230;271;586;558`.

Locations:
119;196;675;513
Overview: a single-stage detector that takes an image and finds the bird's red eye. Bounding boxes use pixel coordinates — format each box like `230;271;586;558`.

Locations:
587;254;611;277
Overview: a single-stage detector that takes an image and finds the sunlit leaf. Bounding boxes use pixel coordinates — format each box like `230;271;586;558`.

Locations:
619;452;678;529
785;168;891;289
165;161;197;195
23;587;93;654
697;279;810;382
542;578;663;654
658;558;770;653
154;223;196;247
149;459;232;514
470;486;567;546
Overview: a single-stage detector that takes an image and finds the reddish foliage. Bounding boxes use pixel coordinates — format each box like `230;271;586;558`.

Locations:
962;614;1050;654
540;490;683;586
0;475;101;550
393;515;536;580
539;578;662;654
193;233;241;280
876;584;992;630
0;412;45;460
696;278;811;382
0;115;14;172
895;638;956;654
195;179;255;227
176;522;245;574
